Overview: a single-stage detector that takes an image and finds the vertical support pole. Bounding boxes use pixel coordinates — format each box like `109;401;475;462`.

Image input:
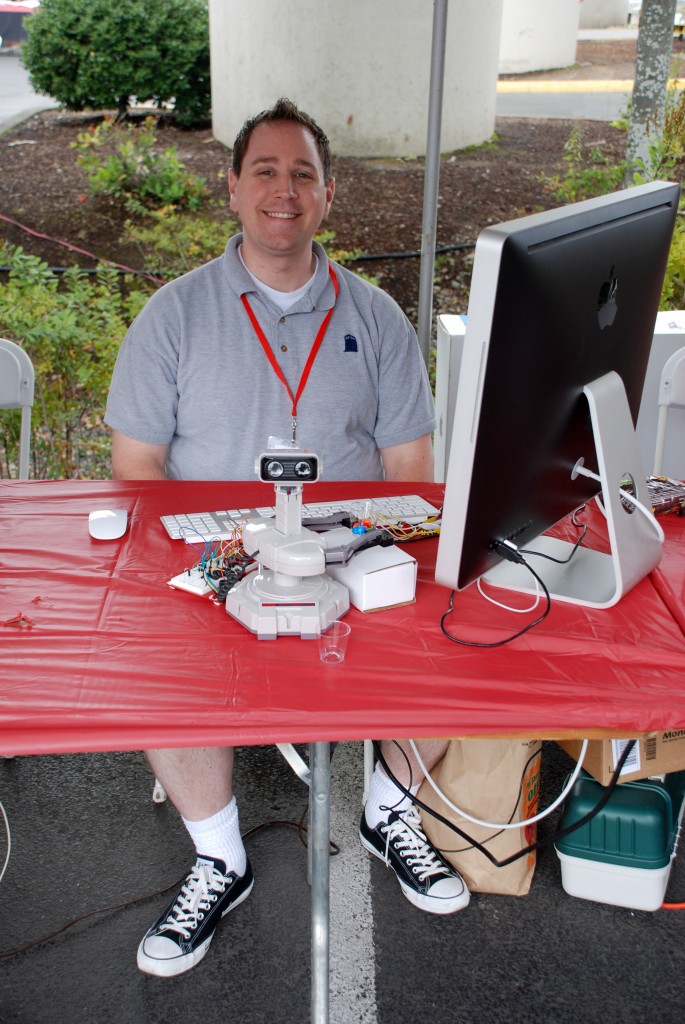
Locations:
417;0;449;368
310;741;330;1024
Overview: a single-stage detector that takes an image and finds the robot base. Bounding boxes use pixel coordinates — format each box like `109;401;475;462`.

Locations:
226;569;349;640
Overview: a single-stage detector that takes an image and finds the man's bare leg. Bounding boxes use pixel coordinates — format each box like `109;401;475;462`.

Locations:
137;744;253;977
146;746;234;819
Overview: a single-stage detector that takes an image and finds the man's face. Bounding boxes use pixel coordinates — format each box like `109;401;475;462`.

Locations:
228;120;334;264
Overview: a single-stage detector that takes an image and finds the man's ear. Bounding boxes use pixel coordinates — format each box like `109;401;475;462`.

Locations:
228;167;239;214
323;176;335;219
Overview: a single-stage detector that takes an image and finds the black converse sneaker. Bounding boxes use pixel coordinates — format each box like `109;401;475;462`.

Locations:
137;855;254;977
360;806;470;914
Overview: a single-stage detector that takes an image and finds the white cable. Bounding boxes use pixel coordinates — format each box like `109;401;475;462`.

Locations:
410;737;588;830
477;574;541;613
575;465;665;543
0;799;10;886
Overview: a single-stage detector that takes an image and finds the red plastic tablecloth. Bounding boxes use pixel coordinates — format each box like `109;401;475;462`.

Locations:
1;480;685;756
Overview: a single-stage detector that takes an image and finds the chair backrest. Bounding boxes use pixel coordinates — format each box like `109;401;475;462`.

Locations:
0;338;35;480
653;345;685;477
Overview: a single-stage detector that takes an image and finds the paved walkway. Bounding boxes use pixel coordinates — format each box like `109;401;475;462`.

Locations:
0;51;57;134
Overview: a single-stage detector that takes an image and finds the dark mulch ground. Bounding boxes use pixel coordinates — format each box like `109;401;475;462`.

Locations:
1;38;683;322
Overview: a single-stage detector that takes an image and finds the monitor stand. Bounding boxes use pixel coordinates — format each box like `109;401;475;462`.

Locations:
483;370;662;609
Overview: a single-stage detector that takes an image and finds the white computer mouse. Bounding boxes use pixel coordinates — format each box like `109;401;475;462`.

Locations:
88;508;128;540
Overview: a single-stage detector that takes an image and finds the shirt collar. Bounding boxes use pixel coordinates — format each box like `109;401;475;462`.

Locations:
224;234;336;312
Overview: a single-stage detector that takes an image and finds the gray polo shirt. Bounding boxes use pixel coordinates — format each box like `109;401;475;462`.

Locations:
105;236;435;481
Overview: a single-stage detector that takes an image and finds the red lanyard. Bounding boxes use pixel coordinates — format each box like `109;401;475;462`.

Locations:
241;262;339;444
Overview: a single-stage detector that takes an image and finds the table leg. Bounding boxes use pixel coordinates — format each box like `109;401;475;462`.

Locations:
310;741;330;1024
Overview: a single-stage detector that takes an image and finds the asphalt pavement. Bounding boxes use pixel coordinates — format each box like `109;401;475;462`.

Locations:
2;30;685;1024
2;740;684;1024
0;51;56;134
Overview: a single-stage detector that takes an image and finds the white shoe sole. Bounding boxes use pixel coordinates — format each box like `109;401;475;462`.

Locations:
137;877;254;977
360;832;470;915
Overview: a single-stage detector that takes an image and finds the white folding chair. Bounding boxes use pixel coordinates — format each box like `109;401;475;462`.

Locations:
0;338;35;480
653;345;685;476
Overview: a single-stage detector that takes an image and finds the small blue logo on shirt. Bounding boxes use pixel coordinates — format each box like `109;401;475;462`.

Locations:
344;334;358;352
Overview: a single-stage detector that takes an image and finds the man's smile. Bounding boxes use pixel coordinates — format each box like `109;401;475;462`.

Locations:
265;211;298;219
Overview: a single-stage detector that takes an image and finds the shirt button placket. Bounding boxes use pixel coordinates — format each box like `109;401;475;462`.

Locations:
278;314;288;353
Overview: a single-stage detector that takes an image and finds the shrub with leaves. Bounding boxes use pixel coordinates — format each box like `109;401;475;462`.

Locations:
125;207;237;279
540;123;626;205
661;214;685;310
73;118;208;211
0;244;150;479
23;0;210;126
632;87;685;185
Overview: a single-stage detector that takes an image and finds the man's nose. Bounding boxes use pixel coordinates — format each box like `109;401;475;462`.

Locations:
274;175;297;198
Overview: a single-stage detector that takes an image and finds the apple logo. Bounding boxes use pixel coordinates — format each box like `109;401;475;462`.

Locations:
597;266;618;330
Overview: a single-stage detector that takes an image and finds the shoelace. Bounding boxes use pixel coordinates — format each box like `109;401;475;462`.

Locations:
381;807;452;882
159;861;227;939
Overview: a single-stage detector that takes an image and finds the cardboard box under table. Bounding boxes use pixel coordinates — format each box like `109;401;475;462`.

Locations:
558;733;685;785
555;770;685;911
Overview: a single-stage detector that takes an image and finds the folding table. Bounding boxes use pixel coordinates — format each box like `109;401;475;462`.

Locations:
2;479;685;1023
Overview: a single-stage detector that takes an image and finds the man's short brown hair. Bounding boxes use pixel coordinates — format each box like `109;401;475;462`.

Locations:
231;97;332;181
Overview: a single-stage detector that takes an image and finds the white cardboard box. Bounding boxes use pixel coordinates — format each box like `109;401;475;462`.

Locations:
327;545;417;612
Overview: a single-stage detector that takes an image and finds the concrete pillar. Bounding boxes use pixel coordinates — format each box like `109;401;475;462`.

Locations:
499;0;581;74
209;0;504;158
579;0;631;29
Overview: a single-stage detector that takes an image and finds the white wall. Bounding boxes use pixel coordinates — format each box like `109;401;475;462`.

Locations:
579;0;631;29
209;0;504;158
499;0;581;74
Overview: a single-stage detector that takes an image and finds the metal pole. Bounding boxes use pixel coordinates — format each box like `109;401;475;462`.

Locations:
417;0;449;368
310;741;330;1024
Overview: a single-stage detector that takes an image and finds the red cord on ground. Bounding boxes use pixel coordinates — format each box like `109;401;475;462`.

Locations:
0;211;166;286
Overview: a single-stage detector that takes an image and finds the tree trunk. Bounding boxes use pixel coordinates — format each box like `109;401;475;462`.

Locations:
625;0;678;180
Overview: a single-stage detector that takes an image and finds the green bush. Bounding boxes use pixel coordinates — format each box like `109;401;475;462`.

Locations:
661;215;685;310
73;118;209;211
540;123;626;204
23;0;210;126
125;207;237;278
0;244;150;479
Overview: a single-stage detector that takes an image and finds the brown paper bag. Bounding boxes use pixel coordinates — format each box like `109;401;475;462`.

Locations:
418;738;542;896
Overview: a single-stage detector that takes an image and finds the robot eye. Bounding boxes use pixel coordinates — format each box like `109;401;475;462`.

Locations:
264;459;285;479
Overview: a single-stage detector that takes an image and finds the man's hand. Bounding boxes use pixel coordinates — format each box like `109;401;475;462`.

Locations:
380;434;434;482
111;430;169;480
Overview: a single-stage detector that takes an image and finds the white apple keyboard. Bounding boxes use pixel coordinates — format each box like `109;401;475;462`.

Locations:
160;493;441;541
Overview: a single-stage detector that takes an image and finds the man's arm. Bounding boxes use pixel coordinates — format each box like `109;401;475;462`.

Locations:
380;433;434;482
111;430;169;480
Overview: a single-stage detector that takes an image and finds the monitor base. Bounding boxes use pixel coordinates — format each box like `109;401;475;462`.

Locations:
483;371;662;609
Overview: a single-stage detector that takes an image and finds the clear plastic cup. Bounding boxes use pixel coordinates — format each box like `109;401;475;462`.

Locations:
317;620;351;663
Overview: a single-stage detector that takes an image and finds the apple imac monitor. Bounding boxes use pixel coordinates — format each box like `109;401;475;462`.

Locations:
435;181;680;610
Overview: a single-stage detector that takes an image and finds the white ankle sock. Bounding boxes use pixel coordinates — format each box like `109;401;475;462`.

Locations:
182;797;247;876
364;764;420;829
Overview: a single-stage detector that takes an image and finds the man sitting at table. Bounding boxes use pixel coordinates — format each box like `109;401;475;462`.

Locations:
105;97;469;978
